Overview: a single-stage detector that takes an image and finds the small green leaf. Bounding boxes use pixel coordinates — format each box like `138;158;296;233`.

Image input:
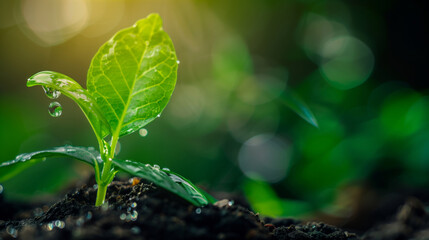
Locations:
0;146;101;182
87;13;178;137
112;159;212;206
279;90;319;128
27;71;111;140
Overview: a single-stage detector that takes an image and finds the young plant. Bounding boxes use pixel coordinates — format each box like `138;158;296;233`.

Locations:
0;14;215;207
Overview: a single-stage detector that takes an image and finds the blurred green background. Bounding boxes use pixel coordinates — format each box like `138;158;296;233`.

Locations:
1;0;428;221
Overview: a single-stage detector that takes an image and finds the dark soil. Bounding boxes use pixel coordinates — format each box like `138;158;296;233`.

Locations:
0;178;428;240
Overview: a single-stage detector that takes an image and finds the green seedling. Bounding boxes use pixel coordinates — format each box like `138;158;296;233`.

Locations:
0;14;215;207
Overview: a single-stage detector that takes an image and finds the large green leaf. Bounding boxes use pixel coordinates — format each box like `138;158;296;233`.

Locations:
0;146;101;182
87;13;178;137
27;71;111;139
112;159;213;206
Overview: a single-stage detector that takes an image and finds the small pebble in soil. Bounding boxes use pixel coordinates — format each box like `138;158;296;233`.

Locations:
33;208;44;217
85;211;92;220
131;226;141;234
6;225;18;238
76;217;85;227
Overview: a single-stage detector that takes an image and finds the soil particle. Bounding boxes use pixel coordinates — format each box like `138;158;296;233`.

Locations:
363;197;429;240
0;178;358;240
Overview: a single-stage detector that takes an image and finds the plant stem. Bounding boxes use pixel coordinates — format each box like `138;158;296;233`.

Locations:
95;183;108;207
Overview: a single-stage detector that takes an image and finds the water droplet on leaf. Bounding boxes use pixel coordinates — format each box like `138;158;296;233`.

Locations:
131;202;137;208
153;164;160;170
162;167;170;171
176;60;180;64
48;102;62;117
43;86;61;99
228;200;235;206
139;128;148;137
157;114;161;118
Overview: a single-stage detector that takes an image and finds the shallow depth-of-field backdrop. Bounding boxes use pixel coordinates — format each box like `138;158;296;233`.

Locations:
1;0;428;219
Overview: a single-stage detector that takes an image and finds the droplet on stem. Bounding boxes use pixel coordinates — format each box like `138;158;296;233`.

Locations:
48;102;62;117
43;86;61;99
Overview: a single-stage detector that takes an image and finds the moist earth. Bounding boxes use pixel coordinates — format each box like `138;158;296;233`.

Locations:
0;178;428;240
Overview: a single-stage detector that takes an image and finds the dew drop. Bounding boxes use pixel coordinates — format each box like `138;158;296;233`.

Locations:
162;167;170;171
176;60;180;64
153;164;160;170
195;208;202;214
139;128;148;137
46;222;54;231
6;225;18;238
131;202;137;208
145;163;150;167
43;86;61;99
120;213;127;220
48;102;62;117
130;210;138;221
0;184;3;194
157;114;161;118
228;200;235;206
54;220;65;229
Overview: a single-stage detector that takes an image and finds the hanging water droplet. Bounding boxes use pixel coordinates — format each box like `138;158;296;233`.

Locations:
176;60;180;64
6;225;18;238
43;86;61;99
139;128;148;137
48;102;62;117
54;220;65;229
195;208;202;214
